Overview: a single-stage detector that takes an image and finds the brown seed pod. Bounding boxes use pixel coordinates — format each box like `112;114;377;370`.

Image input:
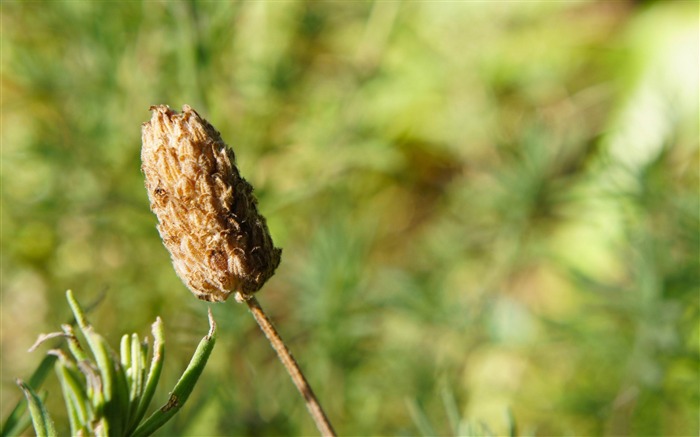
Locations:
141;105;281;302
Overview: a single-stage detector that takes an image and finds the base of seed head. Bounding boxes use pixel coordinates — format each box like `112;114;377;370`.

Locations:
141;105;281;302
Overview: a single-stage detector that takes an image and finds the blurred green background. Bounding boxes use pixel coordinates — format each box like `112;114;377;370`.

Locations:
2;1;698;435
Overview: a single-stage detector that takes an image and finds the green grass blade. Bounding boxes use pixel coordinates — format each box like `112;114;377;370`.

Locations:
131;311;216;437
16;379;57;437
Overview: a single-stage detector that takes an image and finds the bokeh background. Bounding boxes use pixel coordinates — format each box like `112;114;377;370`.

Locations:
2;1;698;435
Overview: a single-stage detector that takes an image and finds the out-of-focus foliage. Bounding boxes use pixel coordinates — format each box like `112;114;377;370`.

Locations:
1;1;697;435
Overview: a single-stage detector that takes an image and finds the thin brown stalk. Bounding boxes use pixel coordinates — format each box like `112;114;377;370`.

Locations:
237;293;337;437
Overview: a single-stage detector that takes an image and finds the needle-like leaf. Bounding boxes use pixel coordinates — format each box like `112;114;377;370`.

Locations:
16;379;57;437
131;310;216;437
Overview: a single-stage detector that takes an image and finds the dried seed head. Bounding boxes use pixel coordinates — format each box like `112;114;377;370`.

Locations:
141;105;281;302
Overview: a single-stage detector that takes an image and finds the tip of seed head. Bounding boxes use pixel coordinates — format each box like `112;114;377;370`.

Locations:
149;104;170;112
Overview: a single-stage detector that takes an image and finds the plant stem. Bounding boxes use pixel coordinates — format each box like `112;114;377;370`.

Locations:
237;293;337;437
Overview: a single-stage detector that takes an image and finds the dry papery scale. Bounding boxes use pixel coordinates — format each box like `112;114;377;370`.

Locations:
141;105;336;436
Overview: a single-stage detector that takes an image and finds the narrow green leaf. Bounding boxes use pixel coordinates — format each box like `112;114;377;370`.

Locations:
131;310;217;437
16;379;57;437
407;398;436;437
60;322;103;416
66;290;90;331
67;290;131;436
121;334;132;370
93;417;109;437
128;334;145;425
63;312;104;416
139;339;149;381
55;358;82;435
441;386;461;436
57;359;91;430
507;408;518;437
129;317;165;432
0;354;56;437
66;291;114;399
87;329;130;437
2;290;106;437
61;324;89;363
113;347;132;433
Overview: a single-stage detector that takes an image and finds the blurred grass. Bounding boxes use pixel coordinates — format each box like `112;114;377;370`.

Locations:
1;1;698;435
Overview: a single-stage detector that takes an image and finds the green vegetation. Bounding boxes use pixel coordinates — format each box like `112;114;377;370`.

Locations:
2;1;697;435
2;291;216;437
